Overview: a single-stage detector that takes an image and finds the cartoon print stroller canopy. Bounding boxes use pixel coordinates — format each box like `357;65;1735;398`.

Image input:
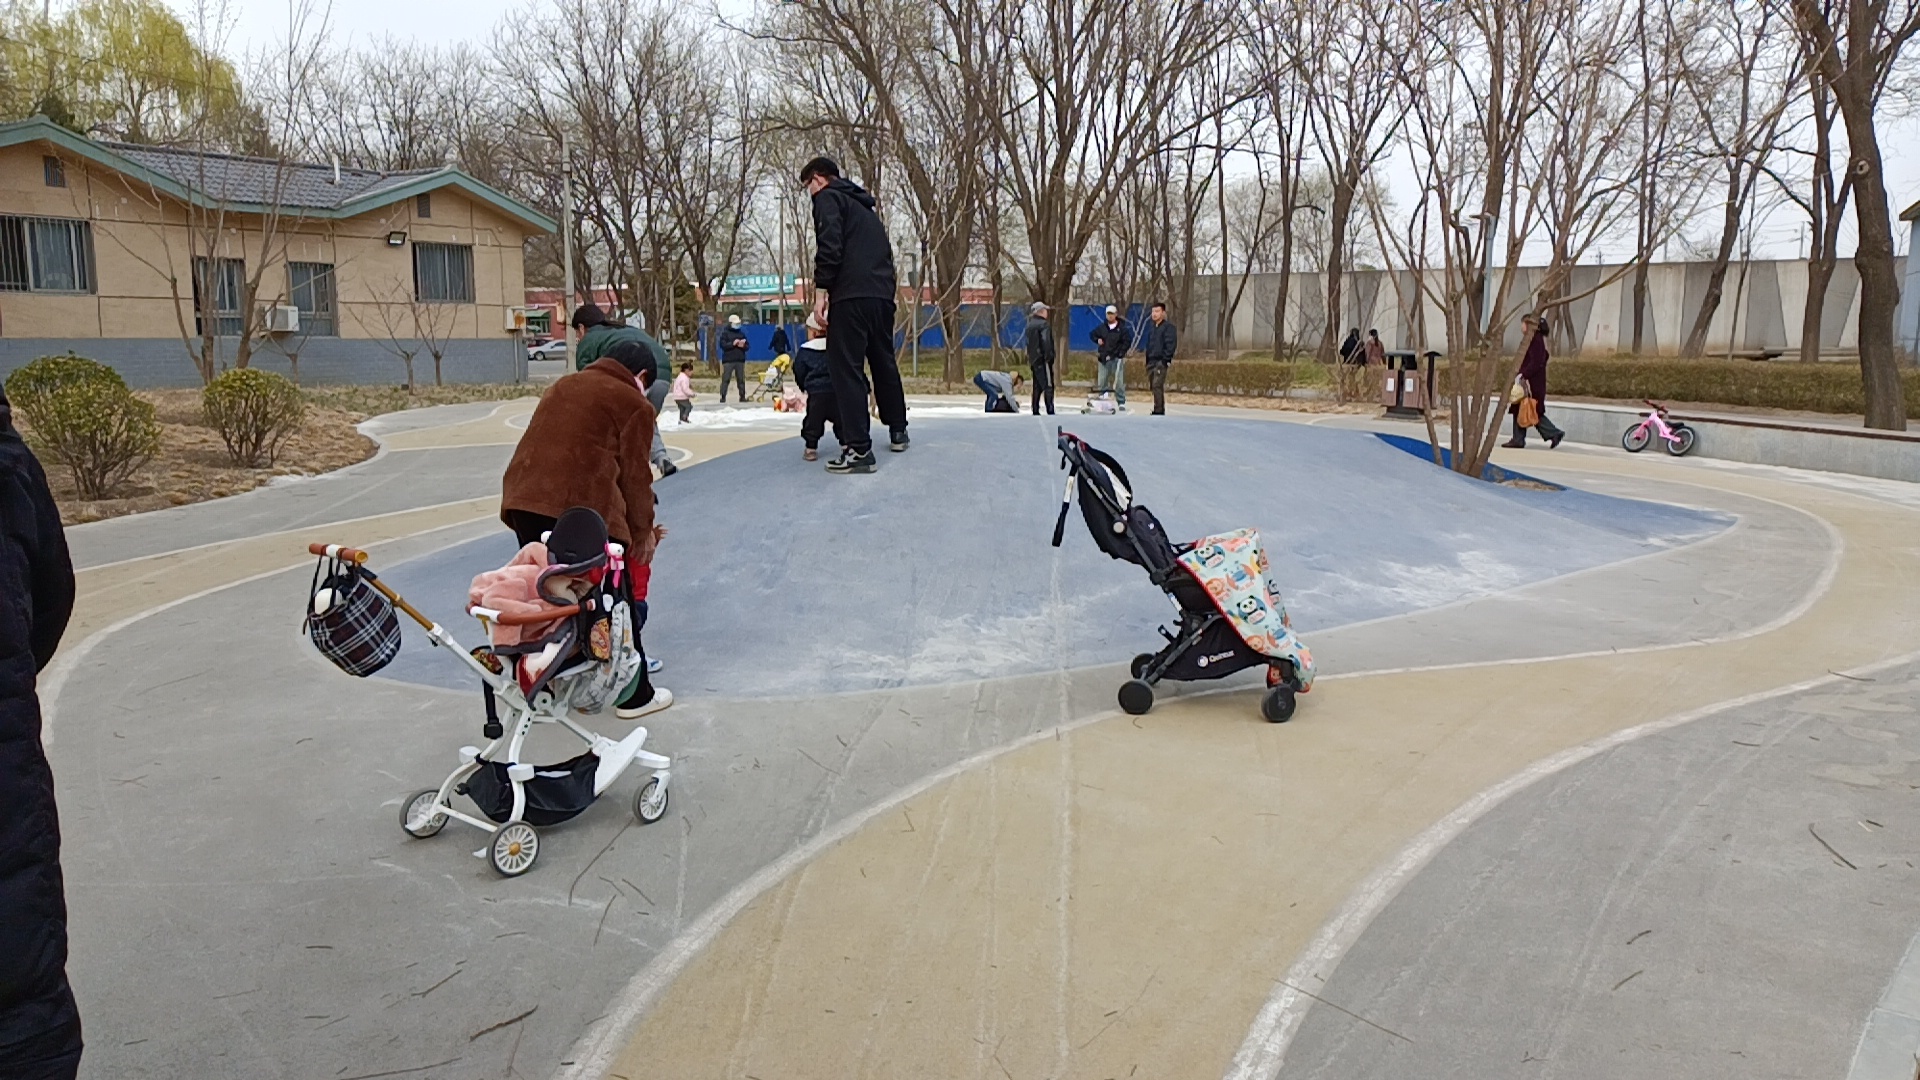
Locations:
1051;430;1315;721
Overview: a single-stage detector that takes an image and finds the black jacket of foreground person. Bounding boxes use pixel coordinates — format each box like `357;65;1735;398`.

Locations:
810;177;898;303
0;386;81;1074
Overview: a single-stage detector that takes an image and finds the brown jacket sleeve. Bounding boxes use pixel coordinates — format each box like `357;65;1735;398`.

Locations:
619;399;658;562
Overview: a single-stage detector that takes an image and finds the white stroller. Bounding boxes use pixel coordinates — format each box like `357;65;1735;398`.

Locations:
305;507;671;877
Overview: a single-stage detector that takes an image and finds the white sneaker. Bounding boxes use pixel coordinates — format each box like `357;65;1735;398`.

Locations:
616;687;673;720
646;656;663;674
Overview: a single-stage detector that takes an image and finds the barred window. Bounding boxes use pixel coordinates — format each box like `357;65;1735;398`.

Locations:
0;215;94;293
42;156;64;187
193;256;245;337
288;262;336;336
413;242;473;303
416;192;431;218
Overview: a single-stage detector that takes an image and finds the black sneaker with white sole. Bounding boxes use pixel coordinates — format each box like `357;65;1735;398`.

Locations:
889;430;910;452
826;446;877;473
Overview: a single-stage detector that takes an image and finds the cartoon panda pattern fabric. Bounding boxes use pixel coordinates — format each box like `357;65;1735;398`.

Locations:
1176;528;1316;689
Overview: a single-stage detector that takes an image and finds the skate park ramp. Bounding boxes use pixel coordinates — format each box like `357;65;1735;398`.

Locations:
375;414;1729;697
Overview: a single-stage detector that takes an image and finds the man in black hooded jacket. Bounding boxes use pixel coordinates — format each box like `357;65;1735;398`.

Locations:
802;156;908;474
0;386;80;1079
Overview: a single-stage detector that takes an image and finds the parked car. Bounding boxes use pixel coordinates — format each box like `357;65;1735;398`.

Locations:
527;338;568;362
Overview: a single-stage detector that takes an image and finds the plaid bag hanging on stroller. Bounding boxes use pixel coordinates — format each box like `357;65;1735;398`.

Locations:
1051;429;1316;722
303;507;672;877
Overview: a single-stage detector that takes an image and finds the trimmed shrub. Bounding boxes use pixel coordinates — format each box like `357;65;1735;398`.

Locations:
203;368;305;467
4;353;159;499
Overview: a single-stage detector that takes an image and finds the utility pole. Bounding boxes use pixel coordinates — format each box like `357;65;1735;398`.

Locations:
561;131;576;372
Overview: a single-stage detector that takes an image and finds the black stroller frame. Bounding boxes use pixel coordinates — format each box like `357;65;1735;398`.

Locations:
1051;429;1305;722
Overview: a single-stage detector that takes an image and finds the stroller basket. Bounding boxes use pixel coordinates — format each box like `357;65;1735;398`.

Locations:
1051;429;1315;723
465;751;599;826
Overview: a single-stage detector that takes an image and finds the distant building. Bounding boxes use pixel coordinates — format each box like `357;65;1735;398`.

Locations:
0;116;553;386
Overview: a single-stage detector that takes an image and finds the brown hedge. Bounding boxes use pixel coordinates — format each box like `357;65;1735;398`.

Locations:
1543;358;1920;417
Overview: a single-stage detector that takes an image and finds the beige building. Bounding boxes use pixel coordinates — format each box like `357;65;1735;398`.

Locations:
0;116;553;386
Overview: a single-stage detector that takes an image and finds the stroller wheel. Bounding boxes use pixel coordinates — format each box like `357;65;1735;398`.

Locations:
1130;653;1156;680
1118;679;1155;716
399;789;447;838
634;775;669;825
1261;685;1298;724
489;821;539;877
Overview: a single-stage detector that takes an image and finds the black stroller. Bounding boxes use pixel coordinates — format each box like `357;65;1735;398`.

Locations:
1051;430;1316;722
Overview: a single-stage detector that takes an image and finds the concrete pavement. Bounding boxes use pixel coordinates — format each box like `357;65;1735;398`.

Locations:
37;392;1920;1080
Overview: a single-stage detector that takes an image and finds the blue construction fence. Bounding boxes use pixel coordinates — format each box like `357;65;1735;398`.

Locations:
696;304;1146;362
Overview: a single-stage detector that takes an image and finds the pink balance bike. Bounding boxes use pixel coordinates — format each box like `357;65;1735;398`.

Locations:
1622;399;1697;456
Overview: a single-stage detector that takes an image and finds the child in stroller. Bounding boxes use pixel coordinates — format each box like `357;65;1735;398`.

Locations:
1050;430;1315;722
304;507;673;877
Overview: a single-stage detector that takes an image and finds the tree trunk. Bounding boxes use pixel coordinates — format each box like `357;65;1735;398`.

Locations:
1272;213;1295;362
1836;105;1907;429
1800;256;1836;365
1681;169;1743;358
1630;258;1651;355
1318;177;1355;364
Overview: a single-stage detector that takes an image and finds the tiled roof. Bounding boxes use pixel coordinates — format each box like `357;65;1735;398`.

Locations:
100;141;443;212
0;117;555;232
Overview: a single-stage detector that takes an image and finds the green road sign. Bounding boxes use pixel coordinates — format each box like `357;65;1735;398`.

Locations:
719;274;797;295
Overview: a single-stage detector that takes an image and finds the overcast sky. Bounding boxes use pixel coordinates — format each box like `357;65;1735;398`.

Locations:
181;0;1917;262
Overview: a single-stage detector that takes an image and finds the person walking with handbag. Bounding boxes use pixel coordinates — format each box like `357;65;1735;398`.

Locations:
1024;301;1056;415
1503;314;1565;449
801;156;910;473
1140;301;1177;415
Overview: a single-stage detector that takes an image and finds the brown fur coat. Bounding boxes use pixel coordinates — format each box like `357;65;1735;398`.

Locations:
501;358;656;550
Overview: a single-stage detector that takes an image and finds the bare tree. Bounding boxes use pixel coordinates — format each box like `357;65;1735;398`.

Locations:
1675;0;1798;358
1288;0;1404;363
1784;0;1920;429
986;0;1235;310
766;0;997;383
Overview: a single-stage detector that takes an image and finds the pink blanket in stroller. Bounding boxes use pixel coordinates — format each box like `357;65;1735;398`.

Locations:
468;542;568;646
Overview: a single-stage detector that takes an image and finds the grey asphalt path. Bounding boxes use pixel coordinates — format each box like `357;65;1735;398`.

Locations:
45;417;1812;1080
64;440;512;570
1279;661;1920;1080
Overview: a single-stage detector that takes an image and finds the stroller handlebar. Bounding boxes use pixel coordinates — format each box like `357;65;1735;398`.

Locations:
309;542;368;563
471;603;581;626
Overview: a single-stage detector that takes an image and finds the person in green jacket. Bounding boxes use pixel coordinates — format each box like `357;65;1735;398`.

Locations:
572;304;667;372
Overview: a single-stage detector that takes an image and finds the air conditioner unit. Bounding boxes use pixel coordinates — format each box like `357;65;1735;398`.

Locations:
505;306;528;333
265;304;300;333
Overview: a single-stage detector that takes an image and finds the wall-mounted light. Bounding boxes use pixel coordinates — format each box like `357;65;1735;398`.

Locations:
386;231;407;247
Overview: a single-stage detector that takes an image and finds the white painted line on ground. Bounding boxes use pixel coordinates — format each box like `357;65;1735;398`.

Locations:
1221;648;1920;1080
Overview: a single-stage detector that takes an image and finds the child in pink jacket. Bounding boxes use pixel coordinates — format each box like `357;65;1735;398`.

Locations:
669;363;694;423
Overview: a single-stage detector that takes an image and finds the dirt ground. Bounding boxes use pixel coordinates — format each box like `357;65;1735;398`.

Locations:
34;390;375;525
37;386;537;526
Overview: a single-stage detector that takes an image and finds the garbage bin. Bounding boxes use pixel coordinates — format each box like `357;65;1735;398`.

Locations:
1381;350;1430;418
